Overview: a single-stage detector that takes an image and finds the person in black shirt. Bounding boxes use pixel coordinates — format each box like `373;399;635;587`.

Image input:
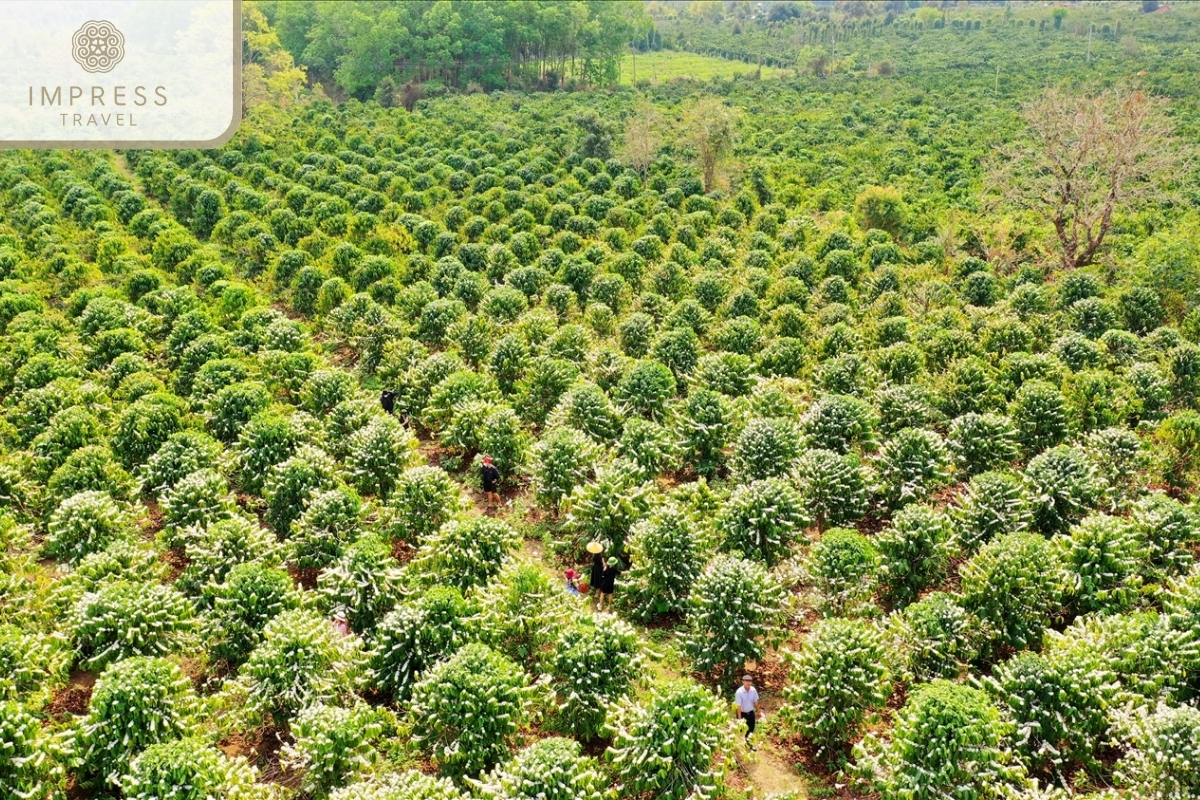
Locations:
598;556;622;611
380;389;396;415
481;455;501;509
587;541;604;601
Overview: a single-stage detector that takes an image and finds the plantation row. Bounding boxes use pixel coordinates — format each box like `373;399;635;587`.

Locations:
0;91;1198;800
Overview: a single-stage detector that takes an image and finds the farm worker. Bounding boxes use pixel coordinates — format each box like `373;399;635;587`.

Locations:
565;568;581;596
587;541;605;605
735;674;760;747
481;455;501;508
379;389;396;415
597;556;622;612
332;610;351;637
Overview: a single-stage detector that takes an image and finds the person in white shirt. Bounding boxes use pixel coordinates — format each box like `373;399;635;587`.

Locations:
734;674;760;747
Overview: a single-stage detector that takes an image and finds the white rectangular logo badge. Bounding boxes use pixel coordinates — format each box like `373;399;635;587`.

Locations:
0;0;241;148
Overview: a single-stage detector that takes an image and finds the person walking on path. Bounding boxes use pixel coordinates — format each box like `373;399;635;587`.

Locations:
735;674;760;748
481;455;501;509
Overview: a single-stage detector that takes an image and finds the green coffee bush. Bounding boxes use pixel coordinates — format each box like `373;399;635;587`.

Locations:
530;426;602;509
233;412;305;494
317;534;403;634
854;680;1021;800
409;516;521;591
547;381;623;444
875;427;951;510
411;642;529;779
616;416;677;480
77;656;197;789
1056;513;1144;615
472;737;605;800
1026;445;1104;536
44;490;134;563
547;614;642;740
951;471;1033;553
0;699;64;800
565;459;653;557
887;591;974;683
330;771;465;800
139;430;223;498
1011;380;1069;455
46;444;136;505
345;415;419;500
783;618;890;759
793;448;870;530
205;381;272;443
160;468;236;531
299;369;356;416
876;504;954;609
717;478;810;567
209;562;298;665
675;387;732;478
731;417;804;481
291;486;363;570
0;624;69;704
801;394;877;454
1131;492;1198;576
71;580;195;669
1115;703;1200;800
606;679;733;800
947;412;1018;476
111;392;185;469
263;445;338;534
983;649;1115;781
282;703;383;798
683;554;788;685
621;502;706;620
243;608;366;724
476;562;574;668
807;527;878;616
369;586;477;701
960;531;1061;655
123;738;266;800
377;465;464;546
176;515;285;599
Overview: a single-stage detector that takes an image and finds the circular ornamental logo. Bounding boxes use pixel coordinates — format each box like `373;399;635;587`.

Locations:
72;20;125;73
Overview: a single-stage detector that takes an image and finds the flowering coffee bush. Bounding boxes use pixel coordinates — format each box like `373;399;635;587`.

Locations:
1026;445;1104;536
0;699;63;799
876;504;954;609
472;737;605;800
717;477;810;567
887;591;974;683
951;470;1033;553
345;415;419;500
409;515;521;591
606;679;733;800
565;458;653;556
44;489;133;563
330;771;465;800
807;527;879;616
71;580;195;668
209;562;298;665
77;656;197;789
530;426;602;509
123;738;266;800
176;515;285;600
1055;513;1144;615
411;642;529;779
160;467;236;531
291;486;364;571
621;502;706;620
854;680;1021;800
242;608;366;725
369;585;477;701
263;445;338;534
1131;492;1199;577
378;465;464;546
793;447;870;530
282;703;383;798
782;618;890;759
960;531;1062;656
1115;703;1200;800
947;412;1019;476
875;427;951;510
477;561;574;668
683;554;788;685
547;613;643;739
731;416;804;481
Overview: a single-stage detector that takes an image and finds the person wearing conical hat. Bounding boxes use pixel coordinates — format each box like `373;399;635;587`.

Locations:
587;541;604;605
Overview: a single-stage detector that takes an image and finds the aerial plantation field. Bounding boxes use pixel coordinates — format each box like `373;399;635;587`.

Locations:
3;2;1200;800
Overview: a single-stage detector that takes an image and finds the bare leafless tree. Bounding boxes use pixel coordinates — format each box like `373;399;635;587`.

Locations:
988;86;1181;270
622;102;662;182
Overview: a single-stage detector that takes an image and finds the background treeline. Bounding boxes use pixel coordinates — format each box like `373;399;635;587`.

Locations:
254;0;650;101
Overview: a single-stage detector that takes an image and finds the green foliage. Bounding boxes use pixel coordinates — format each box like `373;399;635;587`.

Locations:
783;618;890;759
411;642;529;779
378;466;464;546
1026;445;1104;535
566;459;653;556
808;527;878;616
855;681;1020;800
1011;380;1069;455
683;554;788;685
530;426;602;508
606;679;733;800
622;502;707;620
888;592;974;683
78;656;197;789
0;699;63;800
547;614;642;740
1056;513;1144;615
1116;703;1200;800
718;477;810;567
875;427;951;510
